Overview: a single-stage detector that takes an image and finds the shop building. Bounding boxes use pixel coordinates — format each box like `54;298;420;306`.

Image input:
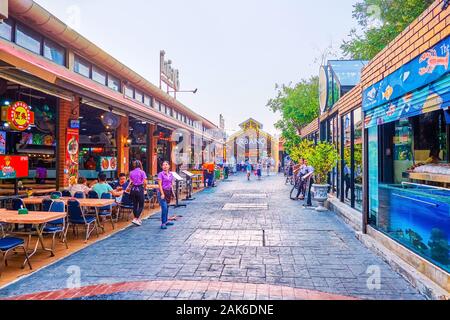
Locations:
300;0;449;294
226;118;278;167
0;0;223;195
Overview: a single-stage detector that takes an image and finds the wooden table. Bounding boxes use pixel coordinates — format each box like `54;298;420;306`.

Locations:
23;197;116;208
147;184;159;190
0;210;67;267
0;188;56;196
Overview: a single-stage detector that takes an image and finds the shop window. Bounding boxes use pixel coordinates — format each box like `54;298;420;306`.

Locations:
353;108;363;211
92;66;107;86
369;109;450;273
135;90;143;103
74;55;91;78
0;19;13;41
124;85;134;99
15;23;42;55
107;74;121;92
43;38;66;66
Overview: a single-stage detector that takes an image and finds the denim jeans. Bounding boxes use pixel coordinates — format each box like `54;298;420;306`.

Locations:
157;191;169;225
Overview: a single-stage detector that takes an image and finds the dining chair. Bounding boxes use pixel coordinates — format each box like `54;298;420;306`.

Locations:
66;200;99;243
98;193;115;230
0;237;32;277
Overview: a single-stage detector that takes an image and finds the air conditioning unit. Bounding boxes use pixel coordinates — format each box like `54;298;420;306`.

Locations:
0;0;8;21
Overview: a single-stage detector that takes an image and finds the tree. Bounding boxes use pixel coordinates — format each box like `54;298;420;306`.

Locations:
341;0;434;60
267;77;319;153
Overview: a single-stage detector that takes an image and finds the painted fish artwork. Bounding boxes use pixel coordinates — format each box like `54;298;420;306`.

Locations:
363;36;449;111
382;85;394;100
419;49;449;76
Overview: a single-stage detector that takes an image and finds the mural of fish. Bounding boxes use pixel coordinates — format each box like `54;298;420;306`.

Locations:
382;85;394;100
419;49;449;76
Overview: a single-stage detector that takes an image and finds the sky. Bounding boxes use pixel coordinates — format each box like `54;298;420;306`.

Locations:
35;0;359;136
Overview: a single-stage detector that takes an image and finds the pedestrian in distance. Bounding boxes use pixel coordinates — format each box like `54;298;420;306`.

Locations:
129;160;148;227
157;161;175;230
246;161;252;181
256;161;262;180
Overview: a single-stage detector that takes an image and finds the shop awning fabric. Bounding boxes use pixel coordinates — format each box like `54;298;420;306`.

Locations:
364;73;450;128
0;40;215;141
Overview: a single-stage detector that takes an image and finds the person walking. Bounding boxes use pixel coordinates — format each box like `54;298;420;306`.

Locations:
157;161;175;230
246;161;252;181
256;161;262;180
129;160;147;227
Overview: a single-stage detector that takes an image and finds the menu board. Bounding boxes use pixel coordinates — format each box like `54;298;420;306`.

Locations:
100;157;118;172
0;155;29;179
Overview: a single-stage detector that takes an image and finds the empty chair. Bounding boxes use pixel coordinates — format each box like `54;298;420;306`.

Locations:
61;190;72;197
66;200;98;243
146;189;157;209
42;199;53;212
74;192;86;199
44;200;68;250
117;194;133;222
98;193;115;230
0;237;32;277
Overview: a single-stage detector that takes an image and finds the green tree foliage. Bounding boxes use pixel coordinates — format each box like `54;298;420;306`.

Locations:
267;77;319;153
341;0;434;59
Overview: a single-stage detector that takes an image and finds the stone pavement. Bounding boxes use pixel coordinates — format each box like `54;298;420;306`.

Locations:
0;174;425;300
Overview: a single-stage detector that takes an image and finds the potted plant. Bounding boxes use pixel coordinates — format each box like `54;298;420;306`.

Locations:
305;141;339;211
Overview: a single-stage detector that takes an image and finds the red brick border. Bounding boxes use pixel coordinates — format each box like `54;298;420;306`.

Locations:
3;280;359;300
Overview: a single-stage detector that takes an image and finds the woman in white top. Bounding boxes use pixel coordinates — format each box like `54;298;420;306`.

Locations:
69;177;93;197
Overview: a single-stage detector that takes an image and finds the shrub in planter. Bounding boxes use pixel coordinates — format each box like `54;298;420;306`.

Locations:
305;142;339;211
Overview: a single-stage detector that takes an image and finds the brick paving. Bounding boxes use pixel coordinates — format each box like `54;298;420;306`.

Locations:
0;174;425;300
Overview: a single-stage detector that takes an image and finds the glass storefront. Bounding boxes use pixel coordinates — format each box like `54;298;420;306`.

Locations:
368;109;450;273
78;104;118;181
129;118;148;173
341;108;364;212
0;86;58;195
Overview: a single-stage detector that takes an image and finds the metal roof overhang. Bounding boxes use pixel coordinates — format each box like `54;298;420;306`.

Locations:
0;40;200;132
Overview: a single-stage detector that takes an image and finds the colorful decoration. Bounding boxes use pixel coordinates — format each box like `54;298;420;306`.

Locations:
0;155;29;179
66;129;79;186
364;73;450;128
1;101;35;131
363;36;450;112
0;131;5;155
100;157;118;172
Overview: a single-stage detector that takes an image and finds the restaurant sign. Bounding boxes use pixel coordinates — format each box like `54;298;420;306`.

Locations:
1;101;35;131
160;50;180;91
0;155;29;179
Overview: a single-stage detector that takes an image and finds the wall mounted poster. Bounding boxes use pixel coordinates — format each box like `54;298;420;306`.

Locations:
100;157;118;172
0;131;6;154
0;155;29;179
66;129;79;186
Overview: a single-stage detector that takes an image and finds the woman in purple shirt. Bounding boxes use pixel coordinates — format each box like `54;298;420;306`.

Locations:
129;160;147;226
157;161;174;230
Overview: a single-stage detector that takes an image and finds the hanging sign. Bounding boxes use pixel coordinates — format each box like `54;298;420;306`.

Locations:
66;129;79;186
1;101;35;131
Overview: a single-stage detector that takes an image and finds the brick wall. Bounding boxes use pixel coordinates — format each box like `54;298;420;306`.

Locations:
57;97;80;190
361;0;449;90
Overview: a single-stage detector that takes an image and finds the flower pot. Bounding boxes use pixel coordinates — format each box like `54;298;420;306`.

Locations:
312;184;329;212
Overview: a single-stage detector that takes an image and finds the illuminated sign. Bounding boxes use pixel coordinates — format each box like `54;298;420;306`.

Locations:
1;101;35;131
0;155;29;179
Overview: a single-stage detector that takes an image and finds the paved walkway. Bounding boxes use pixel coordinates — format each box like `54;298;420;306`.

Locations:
0;174;424;300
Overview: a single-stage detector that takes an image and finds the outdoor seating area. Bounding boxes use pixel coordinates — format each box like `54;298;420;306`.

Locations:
0;183;206;286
